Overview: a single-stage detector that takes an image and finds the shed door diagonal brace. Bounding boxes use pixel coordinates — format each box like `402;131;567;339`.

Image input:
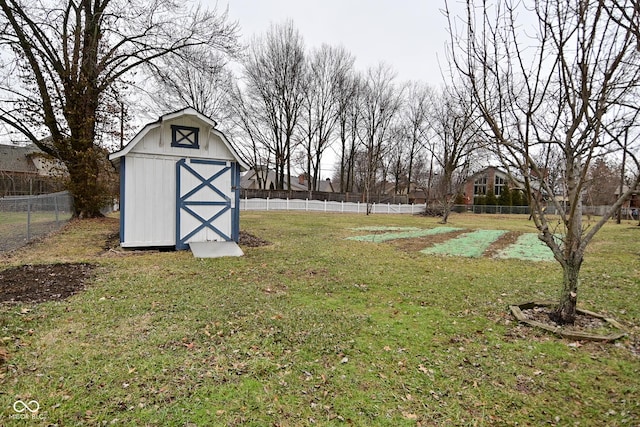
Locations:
176;158;232;250
180;159;231;203
180;202;230;243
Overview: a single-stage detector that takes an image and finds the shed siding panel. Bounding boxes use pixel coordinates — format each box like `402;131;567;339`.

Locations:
122;155;176;246
209;133;235;160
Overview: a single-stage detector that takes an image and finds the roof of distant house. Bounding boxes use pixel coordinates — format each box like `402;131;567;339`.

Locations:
241;169;338;192
0;143;41;174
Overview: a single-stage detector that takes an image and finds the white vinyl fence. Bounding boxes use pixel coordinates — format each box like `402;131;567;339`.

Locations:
240;198;423;214
239;198;630;219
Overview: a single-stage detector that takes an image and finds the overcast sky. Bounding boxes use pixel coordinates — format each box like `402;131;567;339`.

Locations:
217;0;457;87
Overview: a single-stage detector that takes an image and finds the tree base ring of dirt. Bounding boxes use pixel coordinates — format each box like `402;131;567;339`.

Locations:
509;301;627;342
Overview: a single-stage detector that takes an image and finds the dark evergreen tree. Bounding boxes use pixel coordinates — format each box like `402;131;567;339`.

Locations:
498;185;512;206
485;190;498;205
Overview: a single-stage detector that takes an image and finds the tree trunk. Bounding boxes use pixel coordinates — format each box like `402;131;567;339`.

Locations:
65;146;106;218
440;208;451;224
439;170;454;224
549;158;584;325
551;258;582;325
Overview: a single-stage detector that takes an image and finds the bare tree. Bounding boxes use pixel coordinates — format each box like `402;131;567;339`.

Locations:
387;127;409;195
584;158;621;206
228;82;273;189
447;0;640;323
395;81;432;195
241;20;306;190
0;0;239;217
299;44;354;190
426;86;482;223
358;63;403;213
144;46;235;124
335;72;362;193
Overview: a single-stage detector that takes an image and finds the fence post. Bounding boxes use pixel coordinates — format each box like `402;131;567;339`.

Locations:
266;197;269;211
54;194;59;227
306;199;309;211
324;200;327;212
27;181;32;241
287;198;289;211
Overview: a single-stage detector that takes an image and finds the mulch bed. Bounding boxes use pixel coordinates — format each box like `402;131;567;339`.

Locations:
512;303;640;356
0;263;95;304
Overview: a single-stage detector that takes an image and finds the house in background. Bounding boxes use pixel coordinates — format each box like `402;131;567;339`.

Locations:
240;167;336;193
297;173;336;193
408;187;427;204
462;166;524;205
615;185;640;218
0;143;65;195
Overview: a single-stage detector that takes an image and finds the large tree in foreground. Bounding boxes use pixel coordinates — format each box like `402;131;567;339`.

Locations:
0;0;238;217
447;0;640;323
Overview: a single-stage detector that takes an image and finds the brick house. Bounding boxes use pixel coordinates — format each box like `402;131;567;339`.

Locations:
462;166;523;205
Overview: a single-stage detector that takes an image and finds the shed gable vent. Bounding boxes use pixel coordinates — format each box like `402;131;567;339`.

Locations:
171;125;199;149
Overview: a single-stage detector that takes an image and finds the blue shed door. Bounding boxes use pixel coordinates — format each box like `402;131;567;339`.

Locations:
176;158;238;250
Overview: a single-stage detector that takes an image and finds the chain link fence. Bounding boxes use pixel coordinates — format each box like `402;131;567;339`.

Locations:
0;191;73;252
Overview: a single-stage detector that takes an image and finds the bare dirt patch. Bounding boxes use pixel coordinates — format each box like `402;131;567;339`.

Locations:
483;231;521;257
521;305;613;333
101;230;270;255
239;231;271;247
103;230;121;252
0;263;95;304
388;229;467;253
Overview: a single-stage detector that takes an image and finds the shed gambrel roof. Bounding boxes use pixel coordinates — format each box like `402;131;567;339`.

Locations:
109;107;249;171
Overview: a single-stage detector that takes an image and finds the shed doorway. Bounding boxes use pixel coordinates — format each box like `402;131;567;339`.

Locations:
176;158;239;250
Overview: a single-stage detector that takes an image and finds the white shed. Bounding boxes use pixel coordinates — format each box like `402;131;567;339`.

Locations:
109;108;248;257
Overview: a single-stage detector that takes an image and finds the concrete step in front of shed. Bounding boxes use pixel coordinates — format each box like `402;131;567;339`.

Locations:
189;241;244;258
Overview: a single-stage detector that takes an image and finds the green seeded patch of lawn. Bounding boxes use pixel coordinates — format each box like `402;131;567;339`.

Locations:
496;232;556;261
421;229;508;258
